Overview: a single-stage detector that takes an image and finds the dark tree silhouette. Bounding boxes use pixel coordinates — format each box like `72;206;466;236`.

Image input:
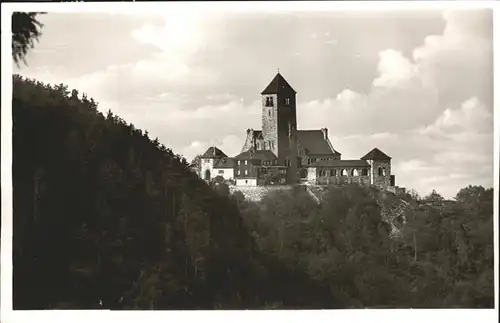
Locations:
12;12;45;66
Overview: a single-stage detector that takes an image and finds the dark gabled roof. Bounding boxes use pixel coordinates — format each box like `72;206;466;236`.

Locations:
261;72;297;95
361;148;391;161
297;130;337;155
213;157;235;169
234;149;277;161
201;146;227;158
310;159;370;168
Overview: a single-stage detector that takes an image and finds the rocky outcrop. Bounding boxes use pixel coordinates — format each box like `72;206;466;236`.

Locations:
303;185;415;238
229;185;294;202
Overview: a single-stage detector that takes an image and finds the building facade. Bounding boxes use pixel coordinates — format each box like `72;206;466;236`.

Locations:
197;72;401;192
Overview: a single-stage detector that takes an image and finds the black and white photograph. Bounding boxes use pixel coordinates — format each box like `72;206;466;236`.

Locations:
1;1;498;322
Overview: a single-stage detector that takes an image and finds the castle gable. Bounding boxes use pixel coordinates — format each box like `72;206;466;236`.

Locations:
361;148;391;161
201;146;227;158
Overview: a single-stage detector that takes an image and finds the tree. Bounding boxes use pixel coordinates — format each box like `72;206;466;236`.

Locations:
424;189;444;204
12;12;45;66
190;155;201;174
262;169;282;185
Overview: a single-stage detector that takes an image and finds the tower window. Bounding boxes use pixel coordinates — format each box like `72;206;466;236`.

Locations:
268;109;271;117
265;97;274;107
285;98;290;105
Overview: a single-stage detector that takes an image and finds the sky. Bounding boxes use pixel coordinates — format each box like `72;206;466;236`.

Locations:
13;6;494;199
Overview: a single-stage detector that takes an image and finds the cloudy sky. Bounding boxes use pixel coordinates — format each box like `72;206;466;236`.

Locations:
14;5;494;198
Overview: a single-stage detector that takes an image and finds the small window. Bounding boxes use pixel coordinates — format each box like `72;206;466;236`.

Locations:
330;169;336;176
268;109;271;117
237;170;240;175
245;160;248;165
245;180;248;184
378;167;383;176
361;168;368;176
218;170;224;174
238;160;241;165
285;98;290;105
245;170;248;175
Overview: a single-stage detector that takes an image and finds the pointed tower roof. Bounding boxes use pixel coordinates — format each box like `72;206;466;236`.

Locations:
261;72;297;95
361;148;391;161
201;146;227;159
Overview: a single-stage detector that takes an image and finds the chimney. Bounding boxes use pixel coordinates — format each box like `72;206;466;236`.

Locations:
321;128;328;140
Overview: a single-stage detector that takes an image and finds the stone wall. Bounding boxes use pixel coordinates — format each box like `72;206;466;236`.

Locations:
229;185;294;202
387;186;406;195
371;160;392;189
200;158;214;181
262;94;279;157
317;175;371;186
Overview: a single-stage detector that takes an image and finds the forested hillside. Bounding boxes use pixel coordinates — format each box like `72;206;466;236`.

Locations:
12;75;494;309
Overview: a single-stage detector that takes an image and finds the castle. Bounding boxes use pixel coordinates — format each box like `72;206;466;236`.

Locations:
197;72;402;192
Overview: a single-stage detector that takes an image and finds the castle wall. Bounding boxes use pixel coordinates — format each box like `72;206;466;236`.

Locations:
311;167;371;186
371;160;392;189
200;158;214;181
307;167;317;184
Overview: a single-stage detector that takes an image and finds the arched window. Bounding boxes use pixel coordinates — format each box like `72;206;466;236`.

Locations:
204;169;211;181
378;167;383;176
300;169;308;178
319;169;326;177
361;168;368;176
330;169;336;176
351;169;359;177
340;169;347;176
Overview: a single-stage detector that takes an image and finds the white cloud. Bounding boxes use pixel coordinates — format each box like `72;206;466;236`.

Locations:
372;49;418;88
420;96;493;135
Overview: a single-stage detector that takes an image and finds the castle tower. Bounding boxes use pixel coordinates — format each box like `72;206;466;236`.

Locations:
361;148;392;189
260;72;297;165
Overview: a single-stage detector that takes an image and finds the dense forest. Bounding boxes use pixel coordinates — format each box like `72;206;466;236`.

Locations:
12;74;494;310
